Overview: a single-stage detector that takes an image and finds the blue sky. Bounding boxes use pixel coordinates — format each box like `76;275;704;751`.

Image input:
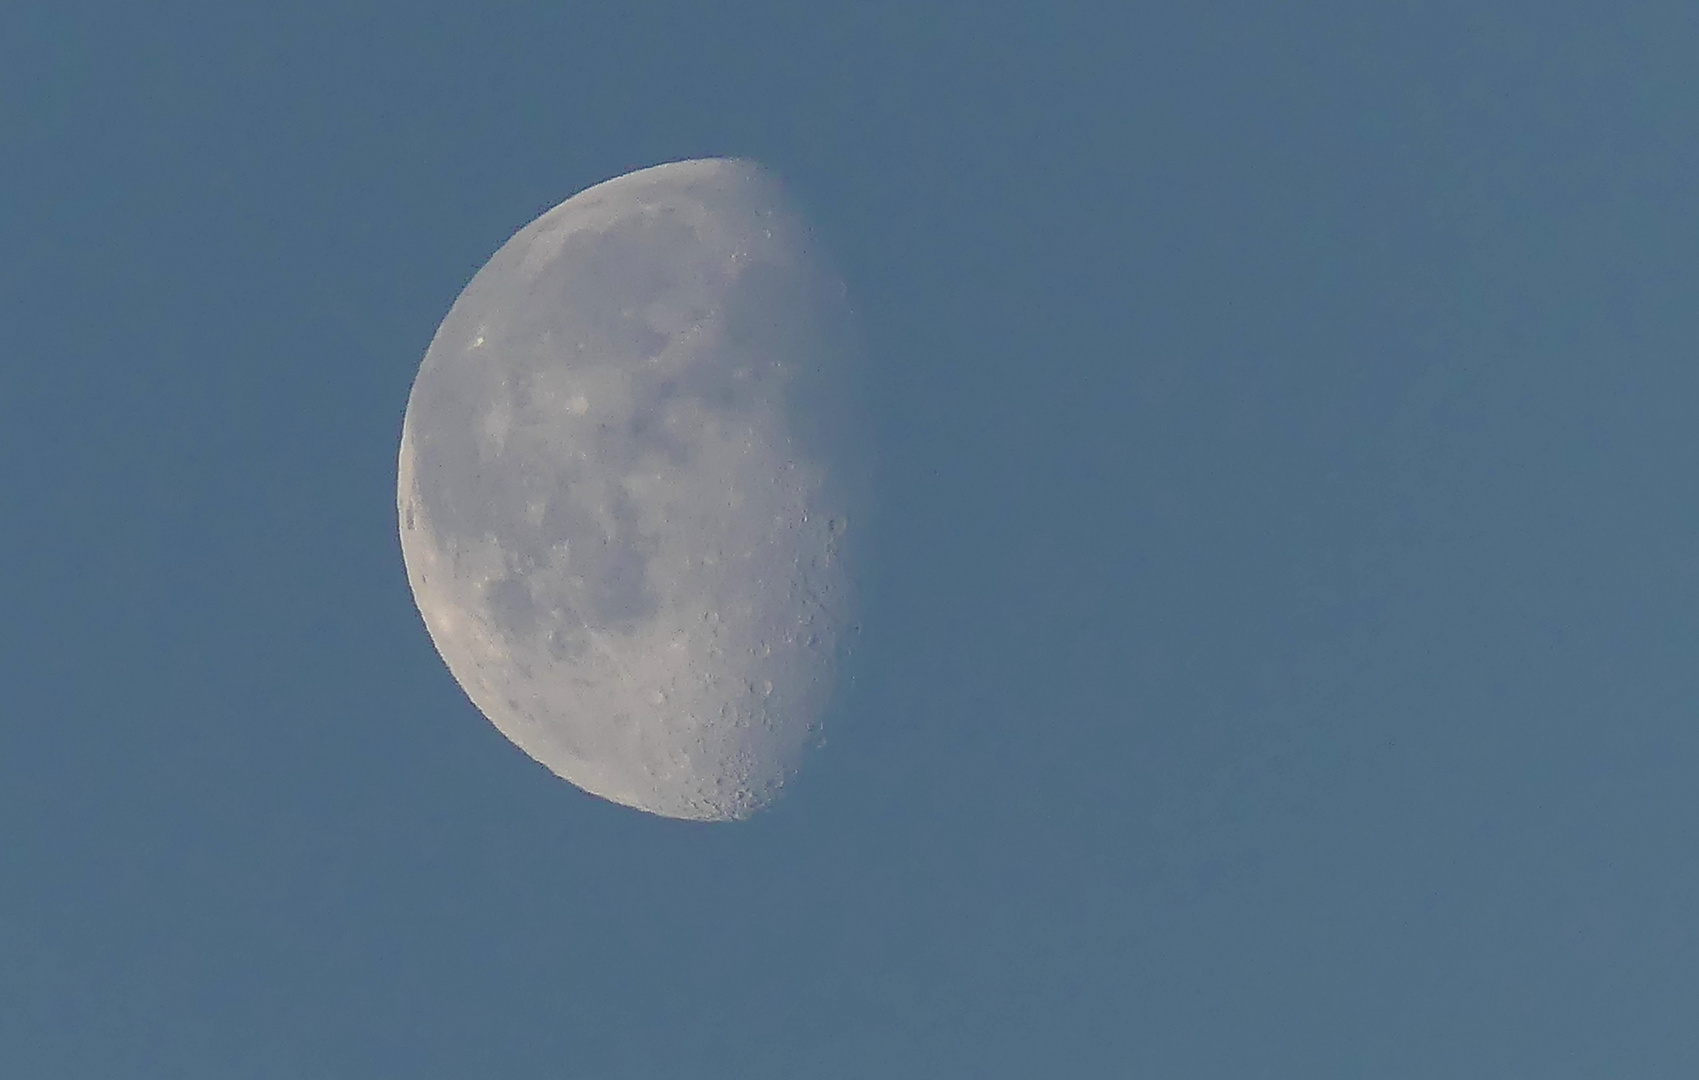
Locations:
3;2;1697;1076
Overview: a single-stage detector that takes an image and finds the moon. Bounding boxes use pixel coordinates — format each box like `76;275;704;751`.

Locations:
397;159;866;822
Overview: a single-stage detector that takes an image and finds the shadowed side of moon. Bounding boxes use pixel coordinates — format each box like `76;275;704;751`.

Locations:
397;159;865;821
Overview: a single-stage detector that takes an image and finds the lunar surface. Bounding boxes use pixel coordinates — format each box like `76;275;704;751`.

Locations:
398;159;865;821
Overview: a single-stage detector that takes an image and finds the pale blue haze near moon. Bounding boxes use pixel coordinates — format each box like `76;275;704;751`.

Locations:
2;3;1697;1077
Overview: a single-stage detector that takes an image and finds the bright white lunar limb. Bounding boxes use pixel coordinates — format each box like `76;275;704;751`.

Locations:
398;159;864;822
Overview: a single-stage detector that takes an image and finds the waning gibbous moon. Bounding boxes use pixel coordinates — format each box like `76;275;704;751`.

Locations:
397;158;867;822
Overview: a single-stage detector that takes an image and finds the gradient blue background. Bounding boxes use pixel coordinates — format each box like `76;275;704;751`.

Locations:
4;3;1697;1076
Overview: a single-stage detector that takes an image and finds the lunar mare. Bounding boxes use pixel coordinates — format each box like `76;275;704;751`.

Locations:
398;159;863;822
